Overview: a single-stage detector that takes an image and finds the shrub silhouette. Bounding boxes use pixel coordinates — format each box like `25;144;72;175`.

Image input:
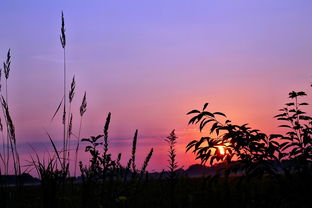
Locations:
79;112;154;208
274;90;312;173
165;130;179;208
80;113;154;182
165;130;178;181
186;103;280;177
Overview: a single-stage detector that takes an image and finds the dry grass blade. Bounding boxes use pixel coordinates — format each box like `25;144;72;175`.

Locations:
131;129;138;173
80;92;87;116
3;49;11;80
69;76;75;103
29;154;40;177
74;93;87;177
45;131;62;166
103;112;111;155
51;97;64;121
141;148;153;175
1;96;15;144
0;117;3;132
29;145;41;177
62;110;66;125
68;113;73;137
0;153;4;167
60;12;66;48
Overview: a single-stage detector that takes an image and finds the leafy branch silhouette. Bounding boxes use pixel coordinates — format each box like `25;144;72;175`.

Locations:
186;103;280;177
275;90;312;172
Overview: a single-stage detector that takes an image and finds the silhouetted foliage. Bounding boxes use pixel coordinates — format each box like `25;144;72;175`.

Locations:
275;90;312;173
186;103;280;177
165;130;178;181
3;49;11;80
79;113;154;208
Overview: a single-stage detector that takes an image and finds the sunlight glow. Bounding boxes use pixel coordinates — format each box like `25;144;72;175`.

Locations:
217;146;225;155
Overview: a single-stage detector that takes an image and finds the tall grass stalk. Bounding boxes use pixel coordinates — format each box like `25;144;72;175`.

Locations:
103;112;111;158
60;11;67;172
66;76;75;166
1;96;20;177
0;115;7;176
102;112;111;180
3;49;11;176
0;65;5;176
139;148;153;181
131;129;138;174
1;49;21;181
74;92;87;177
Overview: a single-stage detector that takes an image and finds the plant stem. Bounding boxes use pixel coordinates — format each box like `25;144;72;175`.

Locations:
5;80;9;175
74;115;83;177
1;130;6;175
66;104;71;166
63;48;67;172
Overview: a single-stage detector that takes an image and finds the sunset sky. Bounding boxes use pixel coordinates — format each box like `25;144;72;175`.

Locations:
0;0;312;172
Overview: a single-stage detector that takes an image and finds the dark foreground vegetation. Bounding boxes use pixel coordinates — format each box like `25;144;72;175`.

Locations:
1;174;312;208
1;12;312;208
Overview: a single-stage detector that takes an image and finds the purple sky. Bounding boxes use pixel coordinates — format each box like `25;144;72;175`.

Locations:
0;0;312;173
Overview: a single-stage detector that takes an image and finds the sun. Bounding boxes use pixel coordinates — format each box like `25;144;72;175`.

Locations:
217;146;225;155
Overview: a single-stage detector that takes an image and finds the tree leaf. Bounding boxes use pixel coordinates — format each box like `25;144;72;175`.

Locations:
213;112;226;117
186;109;200;115
203;103;209;111
278;125;292;129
